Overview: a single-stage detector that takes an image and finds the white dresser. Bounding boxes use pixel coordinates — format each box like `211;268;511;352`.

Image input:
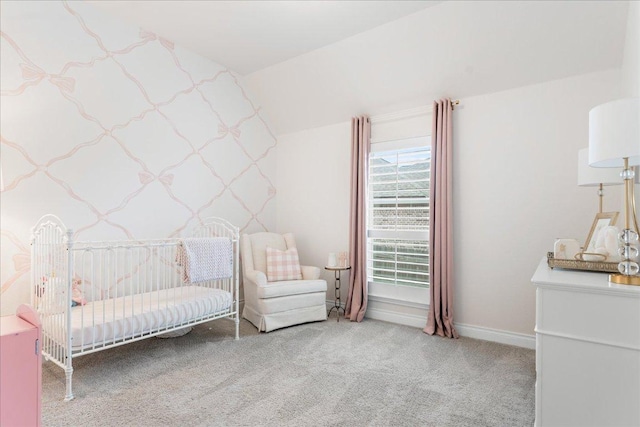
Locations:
531;258;640;427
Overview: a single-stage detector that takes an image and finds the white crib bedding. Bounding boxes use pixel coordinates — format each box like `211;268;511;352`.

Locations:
55;286;232;349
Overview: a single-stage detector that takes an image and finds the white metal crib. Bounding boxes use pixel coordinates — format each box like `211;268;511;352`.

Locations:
30;215;239;401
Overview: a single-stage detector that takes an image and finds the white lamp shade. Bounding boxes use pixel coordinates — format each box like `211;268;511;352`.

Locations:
578;148;621;186
589;97;640;168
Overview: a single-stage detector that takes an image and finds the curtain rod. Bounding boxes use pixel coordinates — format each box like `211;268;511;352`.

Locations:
370;99;460;123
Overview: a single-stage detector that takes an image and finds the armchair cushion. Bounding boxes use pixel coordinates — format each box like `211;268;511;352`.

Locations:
266;246;302;281
257;279;327;299
301;265;321;280
246;232;292;275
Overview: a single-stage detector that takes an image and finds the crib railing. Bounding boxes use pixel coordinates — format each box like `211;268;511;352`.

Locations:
72;240;183;302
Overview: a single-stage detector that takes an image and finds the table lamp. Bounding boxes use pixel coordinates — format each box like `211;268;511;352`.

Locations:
589;97;640;285
578;148;622;213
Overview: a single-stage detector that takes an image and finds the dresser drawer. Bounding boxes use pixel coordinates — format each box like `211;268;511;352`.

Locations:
537;287;640;350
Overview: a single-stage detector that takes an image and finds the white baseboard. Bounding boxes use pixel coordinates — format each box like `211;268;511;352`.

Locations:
365;305;426;328
454;323;535;349
364;304;535;349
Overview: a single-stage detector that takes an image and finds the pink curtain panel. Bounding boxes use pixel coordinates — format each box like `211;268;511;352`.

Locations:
424;99;459;338
345;115;370;322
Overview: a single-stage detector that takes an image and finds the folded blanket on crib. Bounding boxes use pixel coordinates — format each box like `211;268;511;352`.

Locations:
178;238;233;283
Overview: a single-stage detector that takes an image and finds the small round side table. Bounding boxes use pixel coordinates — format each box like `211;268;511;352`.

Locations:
325;266;350;321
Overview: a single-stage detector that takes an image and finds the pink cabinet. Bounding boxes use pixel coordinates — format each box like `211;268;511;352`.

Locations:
0;305;42;427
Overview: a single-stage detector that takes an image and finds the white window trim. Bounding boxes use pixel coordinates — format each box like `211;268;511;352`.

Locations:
368;282;430;307
371;135;430;151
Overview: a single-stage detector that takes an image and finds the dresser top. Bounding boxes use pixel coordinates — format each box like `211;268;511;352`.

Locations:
0;315;36;336
531;257;640;297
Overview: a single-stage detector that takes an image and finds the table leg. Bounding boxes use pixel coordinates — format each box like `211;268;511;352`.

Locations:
327;269;345;321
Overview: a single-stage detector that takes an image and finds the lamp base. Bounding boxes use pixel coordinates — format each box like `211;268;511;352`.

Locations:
609;274;640;286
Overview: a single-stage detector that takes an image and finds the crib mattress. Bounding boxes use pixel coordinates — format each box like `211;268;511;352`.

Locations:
46;286;232;350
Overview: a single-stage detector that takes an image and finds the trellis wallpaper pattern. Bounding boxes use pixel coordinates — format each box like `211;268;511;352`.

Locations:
0;1;277;313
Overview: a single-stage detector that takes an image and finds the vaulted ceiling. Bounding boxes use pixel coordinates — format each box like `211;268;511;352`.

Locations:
88;0;441;75
89;1;631;135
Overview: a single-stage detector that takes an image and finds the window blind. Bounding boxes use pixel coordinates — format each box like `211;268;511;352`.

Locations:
367;145;430;288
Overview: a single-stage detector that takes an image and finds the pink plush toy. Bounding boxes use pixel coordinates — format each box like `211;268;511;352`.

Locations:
71;278;87;306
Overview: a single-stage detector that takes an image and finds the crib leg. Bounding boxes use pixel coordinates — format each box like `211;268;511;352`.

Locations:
235;316;240;340
64;367;74;401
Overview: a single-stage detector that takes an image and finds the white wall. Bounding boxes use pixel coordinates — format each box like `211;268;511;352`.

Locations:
276;122;352;288
453;69;624;336
276;69;625;338
621;0;640;97
0;1;276;315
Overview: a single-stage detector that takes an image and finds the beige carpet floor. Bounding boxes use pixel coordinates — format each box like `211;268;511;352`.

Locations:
42;317;535;426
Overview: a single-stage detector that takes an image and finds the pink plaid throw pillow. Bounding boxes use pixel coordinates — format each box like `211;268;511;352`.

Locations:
266;246;302;281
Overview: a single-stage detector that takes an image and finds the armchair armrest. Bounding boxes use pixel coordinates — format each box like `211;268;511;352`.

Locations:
244;269;268;286
301;265;321;280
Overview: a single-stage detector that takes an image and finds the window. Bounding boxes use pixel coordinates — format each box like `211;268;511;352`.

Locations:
367;137;430;301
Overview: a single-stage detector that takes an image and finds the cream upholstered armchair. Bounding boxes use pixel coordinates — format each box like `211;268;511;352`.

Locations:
241;232;327;332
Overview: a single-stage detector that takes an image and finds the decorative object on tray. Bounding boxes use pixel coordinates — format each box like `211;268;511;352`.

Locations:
580;211;619;257
575;251;607;262
553;238;580;260
588;97;640;285
547;252;619;273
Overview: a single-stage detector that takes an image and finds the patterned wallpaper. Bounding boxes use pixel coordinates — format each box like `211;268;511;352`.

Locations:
0;1;277;313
